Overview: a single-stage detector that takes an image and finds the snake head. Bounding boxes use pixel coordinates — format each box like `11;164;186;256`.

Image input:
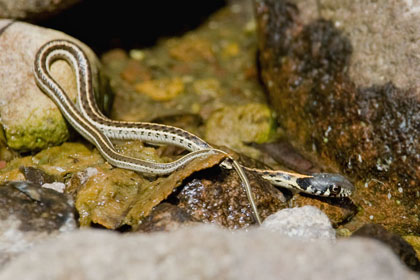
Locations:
297;173;355;197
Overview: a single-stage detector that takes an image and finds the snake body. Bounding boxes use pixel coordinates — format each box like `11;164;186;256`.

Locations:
47;40;353;197
34;40;354;224
34;40;262;224
34;44;226;175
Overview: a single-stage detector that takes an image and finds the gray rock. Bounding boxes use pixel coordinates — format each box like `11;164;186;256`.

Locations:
0;225;417;280
0;217;51;268
261;206;336;241
0;20;109;151
291;0;420;92
0;0;81;21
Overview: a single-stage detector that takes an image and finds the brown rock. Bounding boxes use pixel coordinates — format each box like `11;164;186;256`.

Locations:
353;223;420;271
178;165;287;229
289;194;356;227
135;203;199;233
254;0;420;235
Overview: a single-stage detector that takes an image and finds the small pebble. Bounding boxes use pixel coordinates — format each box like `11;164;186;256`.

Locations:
42;182;66;193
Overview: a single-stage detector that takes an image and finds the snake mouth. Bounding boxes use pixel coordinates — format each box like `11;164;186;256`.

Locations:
314;173;354;197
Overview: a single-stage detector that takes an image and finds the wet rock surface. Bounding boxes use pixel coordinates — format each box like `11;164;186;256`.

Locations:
0;20;109;151
178;164;287;229
0;225;417;280
254;0;420;235
69;151;226;229
0;181;76;232
0;142;105;183
135;203;199;233
0;181;76;268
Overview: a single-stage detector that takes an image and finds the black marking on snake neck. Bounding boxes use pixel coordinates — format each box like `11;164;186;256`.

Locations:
296;177;311;191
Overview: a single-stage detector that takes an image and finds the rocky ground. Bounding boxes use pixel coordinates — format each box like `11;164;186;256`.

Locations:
0;0;419;279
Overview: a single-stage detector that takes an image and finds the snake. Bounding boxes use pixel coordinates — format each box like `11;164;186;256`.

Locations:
34;40;355;223
34;40;262;224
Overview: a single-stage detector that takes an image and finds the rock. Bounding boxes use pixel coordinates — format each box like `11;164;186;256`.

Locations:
353;223;420;271
0;126;17;162
0;0;81;21
0;216;50;269
0;181;76;268
254;0;420;235
261;206;336;241
134;77;185;102
0;142;105;184
0;225;417;279
404;236;420;265
100;1;270;139
0;20;110;151
253;140;319;173
68;149;226;229
0;181;76;233
177;166;287;229
98;2;357;233
70;165;147;229
19;166;55;185
205;103;276;158
289;194;356;227
135;203;199;233
168;36;215;63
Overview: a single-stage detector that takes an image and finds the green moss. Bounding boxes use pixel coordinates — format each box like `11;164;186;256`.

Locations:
403;235;420;260
0;142;105;184
5;110;69;152
205;103;276;158
33;142;104;177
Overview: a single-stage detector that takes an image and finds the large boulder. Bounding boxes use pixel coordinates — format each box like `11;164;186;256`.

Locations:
0;225;417;279
254;0;420;235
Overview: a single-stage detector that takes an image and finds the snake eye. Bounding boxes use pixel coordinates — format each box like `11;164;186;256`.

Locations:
330;185;341;195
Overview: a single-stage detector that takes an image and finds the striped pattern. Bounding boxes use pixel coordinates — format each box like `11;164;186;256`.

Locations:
34;39;355;227
36;40;354;198
34;40;262;224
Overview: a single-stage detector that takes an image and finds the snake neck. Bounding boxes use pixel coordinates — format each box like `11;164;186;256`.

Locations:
243;167;312;191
